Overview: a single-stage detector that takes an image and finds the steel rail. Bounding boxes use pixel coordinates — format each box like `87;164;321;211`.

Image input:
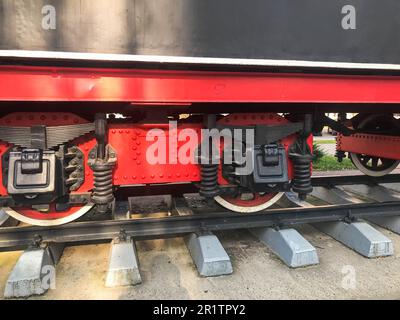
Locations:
1;201;400;251
310;173;400;187
114;174;400;198
0;173;399;251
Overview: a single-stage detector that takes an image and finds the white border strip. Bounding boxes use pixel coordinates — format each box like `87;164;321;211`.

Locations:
1;50;400;71
3;204;94;226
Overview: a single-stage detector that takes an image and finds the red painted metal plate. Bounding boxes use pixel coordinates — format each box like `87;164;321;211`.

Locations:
108;123;202;185
0;66;400;103
337;133;400;160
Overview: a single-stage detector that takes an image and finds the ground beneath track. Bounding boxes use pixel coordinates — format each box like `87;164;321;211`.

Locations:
0;222;400;300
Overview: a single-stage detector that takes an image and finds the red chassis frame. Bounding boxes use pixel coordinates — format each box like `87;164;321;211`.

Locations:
1;65;400;103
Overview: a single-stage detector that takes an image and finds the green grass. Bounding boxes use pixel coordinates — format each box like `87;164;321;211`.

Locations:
313;155;355;171
314;139;336;145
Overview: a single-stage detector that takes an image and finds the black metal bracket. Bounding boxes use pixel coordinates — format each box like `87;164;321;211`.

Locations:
318;114;354;136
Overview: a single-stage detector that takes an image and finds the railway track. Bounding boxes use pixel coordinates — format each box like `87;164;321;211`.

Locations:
2;172;400;298
1;173;400;249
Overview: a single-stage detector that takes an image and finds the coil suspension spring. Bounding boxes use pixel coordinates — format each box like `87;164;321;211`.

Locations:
88;114;116;214
199;114;220;200
289;114;313;201
199;163;219;198
91;161;114;209
289;147;313;200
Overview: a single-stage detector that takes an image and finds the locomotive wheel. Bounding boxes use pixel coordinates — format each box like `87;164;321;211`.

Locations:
214;192;284;213
349;114;400;177
3;203;94;226
0;112;97;226
212;113;297;213
350;153;399;177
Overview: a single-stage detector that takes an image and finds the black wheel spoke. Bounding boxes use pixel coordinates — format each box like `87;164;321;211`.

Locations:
360;155;371;165
372;157;379;168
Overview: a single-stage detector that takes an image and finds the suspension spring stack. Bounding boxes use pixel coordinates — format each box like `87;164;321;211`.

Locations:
199;114;220;201
289;151;313;200
91;159;115;212
88;114;117;214
199;163;219;199
289;114;313;201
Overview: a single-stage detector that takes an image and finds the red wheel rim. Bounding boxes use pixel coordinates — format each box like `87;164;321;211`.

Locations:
220;193;279;207
10;203;85;220
4;203;94;226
